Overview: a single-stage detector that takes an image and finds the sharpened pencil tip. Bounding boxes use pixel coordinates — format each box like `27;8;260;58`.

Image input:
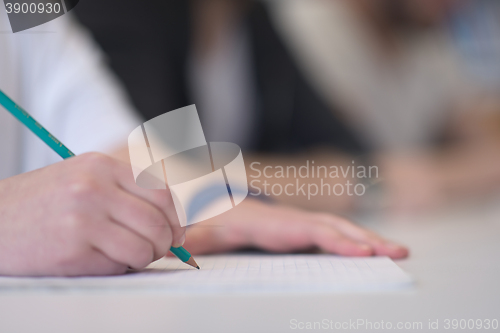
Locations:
185;256;199;269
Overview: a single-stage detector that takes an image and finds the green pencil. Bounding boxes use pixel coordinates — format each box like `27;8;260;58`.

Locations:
0;89;199;269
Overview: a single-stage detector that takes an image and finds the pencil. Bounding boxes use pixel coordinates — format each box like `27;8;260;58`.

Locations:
170;246;200;269
0;89;199;269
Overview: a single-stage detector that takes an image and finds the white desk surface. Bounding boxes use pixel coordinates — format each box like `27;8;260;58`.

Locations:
1;199;499;333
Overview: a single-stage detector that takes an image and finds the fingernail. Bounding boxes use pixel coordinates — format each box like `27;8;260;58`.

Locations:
172;234;186;248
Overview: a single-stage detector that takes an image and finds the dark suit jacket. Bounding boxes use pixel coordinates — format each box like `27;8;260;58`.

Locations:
74;0;366;155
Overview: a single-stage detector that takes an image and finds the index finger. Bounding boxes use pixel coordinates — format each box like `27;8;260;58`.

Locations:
320;215;409;259
112;159;186;247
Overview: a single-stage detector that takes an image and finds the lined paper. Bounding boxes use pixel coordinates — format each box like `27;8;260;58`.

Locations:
0;255;413;293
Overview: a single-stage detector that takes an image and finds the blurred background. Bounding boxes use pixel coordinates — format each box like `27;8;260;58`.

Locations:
72;0;500;217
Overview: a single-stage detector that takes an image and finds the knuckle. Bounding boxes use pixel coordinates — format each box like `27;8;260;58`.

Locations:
151;190;170;206
61;212;89;238
66;177;101;201
80;152;114;170
144;208;168;228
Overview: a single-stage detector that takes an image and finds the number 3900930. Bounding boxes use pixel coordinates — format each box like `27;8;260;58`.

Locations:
5;2;61;14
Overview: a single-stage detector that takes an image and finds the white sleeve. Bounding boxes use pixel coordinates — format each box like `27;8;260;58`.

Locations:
14;14;142;172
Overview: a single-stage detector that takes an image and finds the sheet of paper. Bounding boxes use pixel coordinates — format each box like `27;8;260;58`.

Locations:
0;254;413;293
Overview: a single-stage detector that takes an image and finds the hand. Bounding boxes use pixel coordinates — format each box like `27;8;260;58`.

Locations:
183;199;408;259
378;153;445;213
378;145;500;214
0;153;185;276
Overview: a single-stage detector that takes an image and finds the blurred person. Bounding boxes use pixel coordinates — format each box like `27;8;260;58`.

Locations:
449;0;500;144
451;0;500;90
202;0;500;214
74;0;368;214
75;0;500;215
188;0;363;213
266;0;500;212
0;8;407;276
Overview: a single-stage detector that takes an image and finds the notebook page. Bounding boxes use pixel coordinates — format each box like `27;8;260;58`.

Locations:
0;255;413;293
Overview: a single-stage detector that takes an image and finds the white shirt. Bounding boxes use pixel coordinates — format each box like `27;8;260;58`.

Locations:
188;25;256;150
0;11;141;180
